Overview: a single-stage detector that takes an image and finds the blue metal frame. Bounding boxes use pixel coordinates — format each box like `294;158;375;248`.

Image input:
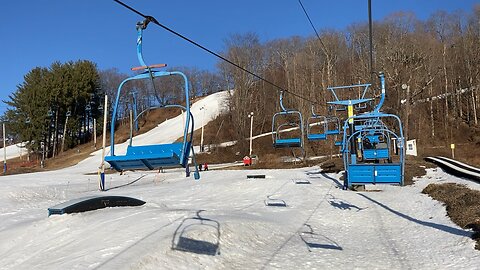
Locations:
322;73;404;189
327;83;372;107
341;112;405;189
105;20;200;179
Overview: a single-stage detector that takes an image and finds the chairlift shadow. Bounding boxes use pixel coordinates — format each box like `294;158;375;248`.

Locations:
299;224;342;252
305;169;322;176
171;210;221;256
264;195;287;207
293;179;311;185
328;197;366;212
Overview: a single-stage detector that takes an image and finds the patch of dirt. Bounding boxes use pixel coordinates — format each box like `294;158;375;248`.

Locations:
403;156;435;185
422;183;480;250
320;158;344;173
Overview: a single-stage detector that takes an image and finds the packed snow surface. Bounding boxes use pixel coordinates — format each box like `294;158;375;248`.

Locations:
0;90;479;269
0;143;27;161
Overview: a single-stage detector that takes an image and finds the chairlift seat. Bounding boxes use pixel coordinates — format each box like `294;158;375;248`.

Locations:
307;133;327;141
106;142;190;171
325;129;340;135
334;141;343;147
363;148;389;160
274;138;302;148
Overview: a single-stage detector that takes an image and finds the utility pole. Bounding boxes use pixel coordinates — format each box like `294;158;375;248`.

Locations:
99;95;108;191
3;123;6;174
248;112;254;156
368;0;374;83
200;106;206;152
402;84;411;140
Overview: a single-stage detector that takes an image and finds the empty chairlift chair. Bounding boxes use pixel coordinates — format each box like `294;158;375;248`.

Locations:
272;91;305;150
105;19;200;179
306;106;327;141
325;116;341;135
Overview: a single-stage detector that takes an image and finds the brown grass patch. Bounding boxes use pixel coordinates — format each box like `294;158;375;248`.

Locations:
422;183;480;250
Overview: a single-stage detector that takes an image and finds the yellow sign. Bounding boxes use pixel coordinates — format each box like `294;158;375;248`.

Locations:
348;105;354;124
450;143;455;149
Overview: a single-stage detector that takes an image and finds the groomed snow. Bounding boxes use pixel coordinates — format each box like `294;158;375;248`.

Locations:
0;143;28;161
0;90;479;269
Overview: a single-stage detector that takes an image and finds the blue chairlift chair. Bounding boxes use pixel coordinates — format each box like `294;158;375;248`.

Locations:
341;113;404;189
339;73;405;189
105;19;200;179
325;116;341;135
306;106;327;141
272;91;304;150
306;105;341;141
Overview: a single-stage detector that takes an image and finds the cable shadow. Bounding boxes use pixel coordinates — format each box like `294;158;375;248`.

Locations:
320;172;343;188
299;224;343;252
358;193;471;237
171;210;221;256
105;174;147;191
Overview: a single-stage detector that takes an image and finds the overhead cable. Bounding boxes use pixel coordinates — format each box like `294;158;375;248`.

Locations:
297;0;329;55
113;0;320;105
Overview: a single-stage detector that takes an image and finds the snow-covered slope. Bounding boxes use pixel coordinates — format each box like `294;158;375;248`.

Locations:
71;90;231;173
0;90;479;269
0;167;478;269
0;143;27;161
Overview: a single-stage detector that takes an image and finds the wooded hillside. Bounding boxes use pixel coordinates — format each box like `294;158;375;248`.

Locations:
218;7;480;151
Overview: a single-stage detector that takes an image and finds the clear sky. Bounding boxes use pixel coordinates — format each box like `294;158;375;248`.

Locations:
0;0;477;115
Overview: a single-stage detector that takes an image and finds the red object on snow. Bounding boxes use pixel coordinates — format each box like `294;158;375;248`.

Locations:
243;156;252;166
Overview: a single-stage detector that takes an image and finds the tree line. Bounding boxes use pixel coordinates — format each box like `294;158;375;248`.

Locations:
2;61;222;161
3;60;102;159
218;6;480;152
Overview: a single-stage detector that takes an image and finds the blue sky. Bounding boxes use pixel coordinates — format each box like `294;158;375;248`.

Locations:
1;0;477;114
